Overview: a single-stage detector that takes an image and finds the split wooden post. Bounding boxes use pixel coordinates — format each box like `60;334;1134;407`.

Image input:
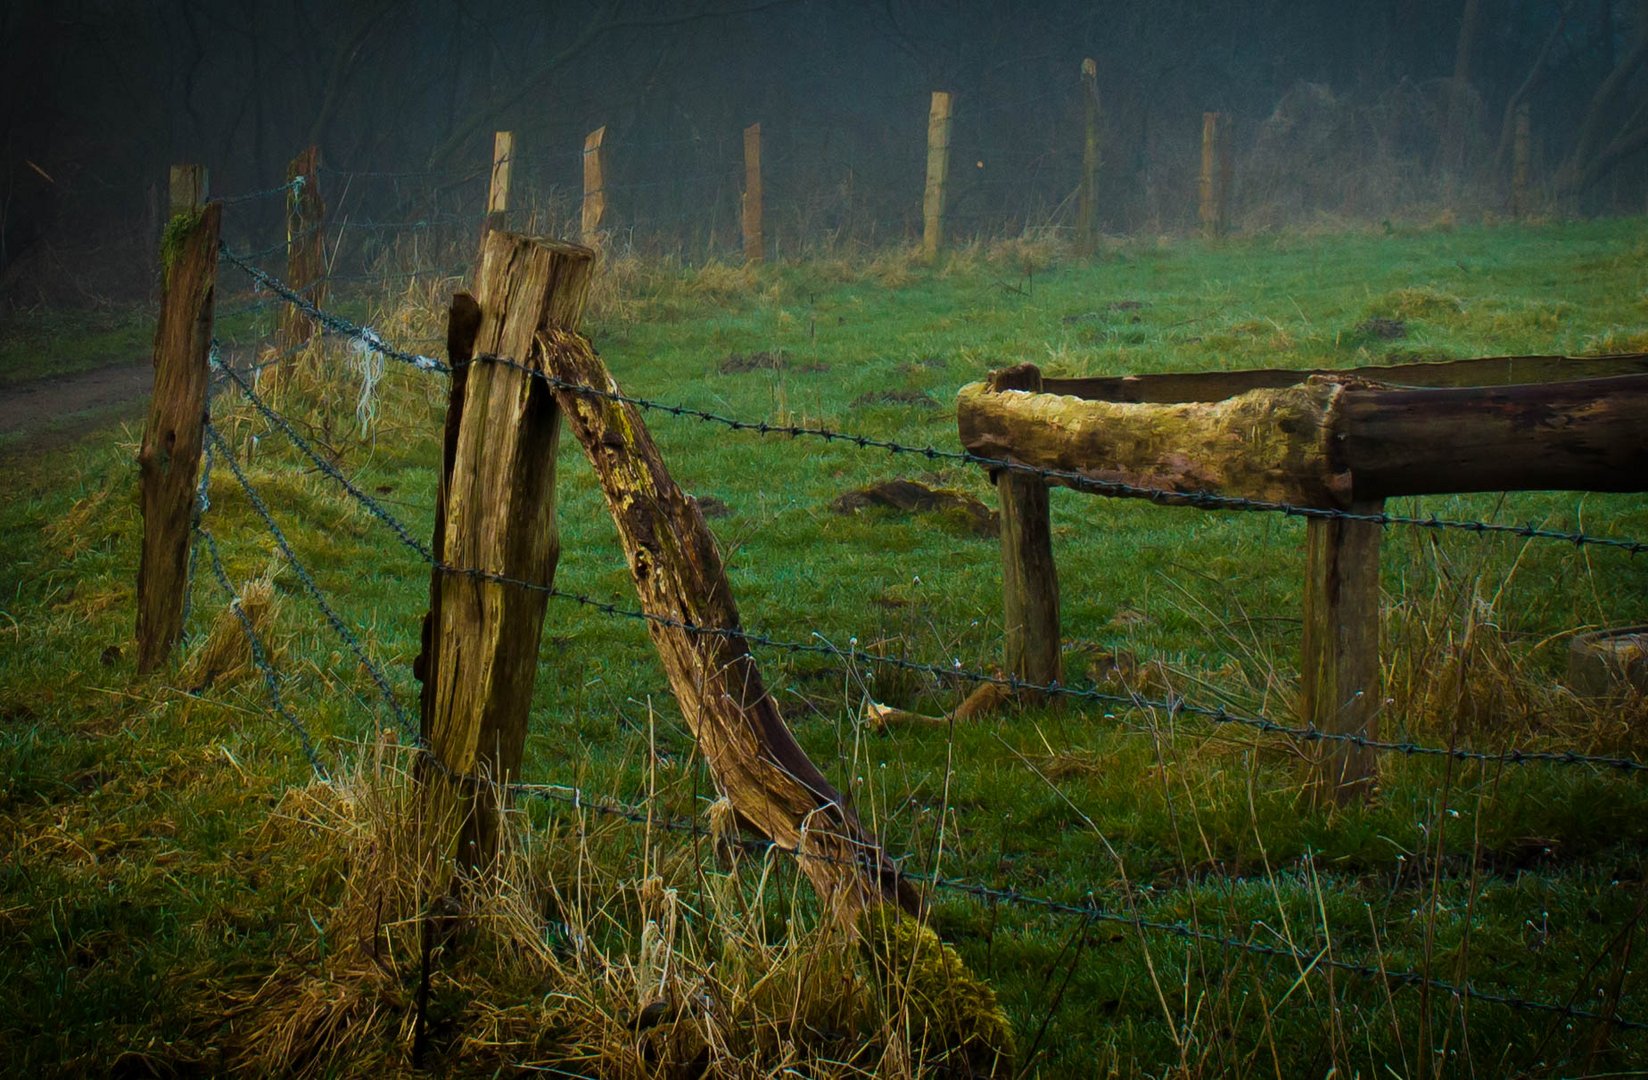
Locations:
275;145;325;373
136;169;219;675
1198;111;1232;239
1511;104;1531;219
741;122;764;264
581;126;607;244
922;90;953;260
1077;58;1101;256
1300;503;1384;801
417;231;594;870
991;364;1062;696
482;130;514;243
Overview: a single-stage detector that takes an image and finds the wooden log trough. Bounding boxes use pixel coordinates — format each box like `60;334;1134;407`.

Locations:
956;353;1648;800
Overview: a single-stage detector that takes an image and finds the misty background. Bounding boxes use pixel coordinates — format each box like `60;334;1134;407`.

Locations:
4;0;1647;305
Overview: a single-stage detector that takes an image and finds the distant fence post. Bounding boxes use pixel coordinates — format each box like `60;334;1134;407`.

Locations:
991;364;1062;696
1077;58;1100;255
922;91;953;260
136;167;220;675
483;130;514;243
1511;104;1531;219
417;230;594;872
1300;503;1384;801
742;122;764;264
582;126;607;245
275;145;325;375
1198;111;1232;239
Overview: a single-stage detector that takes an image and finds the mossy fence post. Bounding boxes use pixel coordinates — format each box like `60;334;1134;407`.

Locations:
274;145;325;378
136;166;219;675
581;125;607;245
1198;111;1232;239
742;122;764;264
482;130;513;244
416;231;594;872
922;90;953;260
1077;58;1101;255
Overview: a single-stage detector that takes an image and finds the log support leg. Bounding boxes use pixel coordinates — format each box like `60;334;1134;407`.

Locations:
1301;502;1384;801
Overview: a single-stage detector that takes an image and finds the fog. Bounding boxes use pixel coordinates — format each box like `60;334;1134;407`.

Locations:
4;0;1647;302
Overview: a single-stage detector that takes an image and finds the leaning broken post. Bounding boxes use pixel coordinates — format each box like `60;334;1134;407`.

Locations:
136;169;219;674
540;330;914;923
416;231;593;872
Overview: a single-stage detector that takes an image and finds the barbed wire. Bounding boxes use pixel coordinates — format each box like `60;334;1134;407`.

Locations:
207;355;1648;776
218;177;304;206
196;526;327;776
202;416;417;742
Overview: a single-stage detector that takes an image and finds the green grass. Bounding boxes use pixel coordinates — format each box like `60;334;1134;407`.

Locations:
4;217;1648;1075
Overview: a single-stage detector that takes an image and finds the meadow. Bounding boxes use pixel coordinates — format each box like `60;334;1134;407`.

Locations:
4;217;1648;1076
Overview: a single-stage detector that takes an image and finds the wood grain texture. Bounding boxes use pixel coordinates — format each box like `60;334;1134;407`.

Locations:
582;126;607;244
421;232;593;868
137;200;220;674
989;365;1062;693
541;327;912;921
1301;503;1383;800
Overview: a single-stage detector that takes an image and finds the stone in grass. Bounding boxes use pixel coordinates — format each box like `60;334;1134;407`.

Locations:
859;904;1015;1078
831;479;998;538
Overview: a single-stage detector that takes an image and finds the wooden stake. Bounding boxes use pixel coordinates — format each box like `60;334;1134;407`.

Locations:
1077;58;1101;256
922;91;953;260
1199;112;1232;239
581;126;607;244
483;130;513;242
275;146;325;373
540;328;912;922
168;164;208;218
1301;503;1383;801
989;365;1062;696
137;174;219;675
741;122;764;264
417;231;594;870
1511;103;1531;219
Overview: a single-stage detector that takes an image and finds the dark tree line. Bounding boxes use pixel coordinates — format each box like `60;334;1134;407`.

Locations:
3;0;1646;302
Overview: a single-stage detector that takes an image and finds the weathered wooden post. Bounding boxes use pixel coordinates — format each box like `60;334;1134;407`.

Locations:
136;167;220;675
1198;111;1232;239
1511;103;1531;219
581;126;607;245
990;365;1062;696
742;122;764;264
1077;58;1101;256
482;130;514;243
1301;505;1384;801
274;146;325;375
922;90;953;260
417;231;594;870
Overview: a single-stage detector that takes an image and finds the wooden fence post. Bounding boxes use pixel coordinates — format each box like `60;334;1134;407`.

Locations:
742;122;764;264
417;231;594;870
1199;111;1232;239
483;130;514;243
1077;58;1101;256
275;145;325;374
922;91;953;261
1511;103;1531;219
1300;503;1384;801
581;126;607;245
136;168;220;675
991;365;1062;696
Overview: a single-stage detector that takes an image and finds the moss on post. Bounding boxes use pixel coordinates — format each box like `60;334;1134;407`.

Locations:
858;904;1015;1076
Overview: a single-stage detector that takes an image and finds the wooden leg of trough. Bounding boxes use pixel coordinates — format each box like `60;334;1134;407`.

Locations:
1301;501;1384;802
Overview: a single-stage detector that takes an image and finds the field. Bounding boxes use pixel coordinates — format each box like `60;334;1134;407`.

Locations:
5;217;1648;1076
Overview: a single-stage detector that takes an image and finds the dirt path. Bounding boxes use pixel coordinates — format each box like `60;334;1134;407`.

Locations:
0;360;154;460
